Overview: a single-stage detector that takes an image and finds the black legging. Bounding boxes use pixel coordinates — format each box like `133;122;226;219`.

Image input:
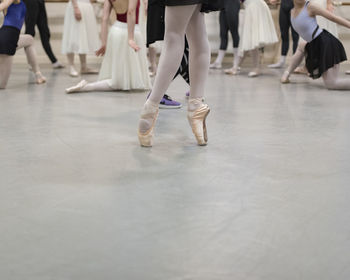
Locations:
23;0;57;63
219;0;240;50
280;0;299;56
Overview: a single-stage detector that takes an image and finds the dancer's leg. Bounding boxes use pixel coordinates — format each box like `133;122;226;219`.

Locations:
79;54;98;74
281;40;306;83
176;38;190;85
323;64;350;90
37;1;59;64
147;5;198;104
148;46;157;75
66;79;113;93
17;35;46;84
67;53;78;77
210;10;227;68
0;55;13;89
248;48;260;77
186;5;210;101
269;6;288;68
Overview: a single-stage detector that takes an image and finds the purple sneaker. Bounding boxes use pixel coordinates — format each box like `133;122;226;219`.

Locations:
159;94;182;109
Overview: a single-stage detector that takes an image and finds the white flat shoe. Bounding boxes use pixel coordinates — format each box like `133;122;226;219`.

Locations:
224;67;240;75
210;62;222;69
248;71;259;78
69;66;79;77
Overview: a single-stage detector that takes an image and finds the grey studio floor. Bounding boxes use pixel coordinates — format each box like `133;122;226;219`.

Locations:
1;63;350;280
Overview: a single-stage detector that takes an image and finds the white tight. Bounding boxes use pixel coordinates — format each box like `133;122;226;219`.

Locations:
148;4;210;103
0;35;42;89
322;64;350;90
81;80;113;92
285;40;307;75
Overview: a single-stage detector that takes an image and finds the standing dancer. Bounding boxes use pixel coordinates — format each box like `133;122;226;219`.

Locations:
23;0;64;69
281;0;350;90
210;0;240;70
61;0;100;77
66;0;151;92
268;0;299;68
225;0;278;77
0;0;46;89
134;0;219;147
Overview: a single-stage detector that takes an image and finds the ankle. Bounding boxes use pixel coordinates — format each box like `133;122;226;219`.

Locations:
188;98;203;111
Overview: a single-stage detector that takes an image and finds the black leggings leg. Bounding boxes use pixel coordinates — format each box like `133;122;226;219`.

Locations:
174;37;190;85
219;0;240;50
224;0;240;48
280;4;299;55
24;0;57;63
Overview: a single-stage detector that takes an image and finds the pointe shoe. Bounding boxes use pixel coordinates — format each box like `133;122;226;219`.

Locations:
138;102;159;147
224;67;240;75
187;102;210;146
66;80;88;94
80;67;99;74
346;70;350;75
210;62;222;69
35;72;46;84
69;66;79;77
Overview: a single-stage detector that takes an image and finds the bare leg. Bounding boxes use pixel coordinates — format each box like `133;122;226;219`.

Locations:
248;48;260;77
17;35;46;84
0;55;13;89
281;40;307;83
66;79;114;93
322;64;350;90
67;53;78;77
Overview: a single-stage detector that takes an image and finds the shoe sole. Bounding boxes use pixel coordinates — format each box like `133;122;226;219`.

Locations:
159;104;182;109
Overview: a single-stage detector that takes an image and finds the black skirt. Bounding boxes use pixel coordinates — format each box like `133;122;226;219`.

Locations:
0;26;20;56
147;0;165;46
165;0;223;12
305;30;347;79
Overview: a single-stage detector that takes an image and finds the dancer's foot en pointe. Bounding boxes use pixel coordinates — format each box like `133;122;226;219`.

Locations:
187;98;210;146
138;100;159;147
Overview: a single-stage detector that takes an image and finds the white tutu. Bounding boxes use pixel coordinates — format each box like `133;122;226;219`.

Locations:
312;0;338;38
61;0;100;54
98;22;151;91
239;0;278;54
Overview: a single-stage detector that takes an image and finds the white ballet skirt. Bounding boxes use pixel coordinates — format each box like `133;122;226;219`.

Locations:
312;0;338;38
61;0;100;54
239;0;278;55
98;21;151;91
